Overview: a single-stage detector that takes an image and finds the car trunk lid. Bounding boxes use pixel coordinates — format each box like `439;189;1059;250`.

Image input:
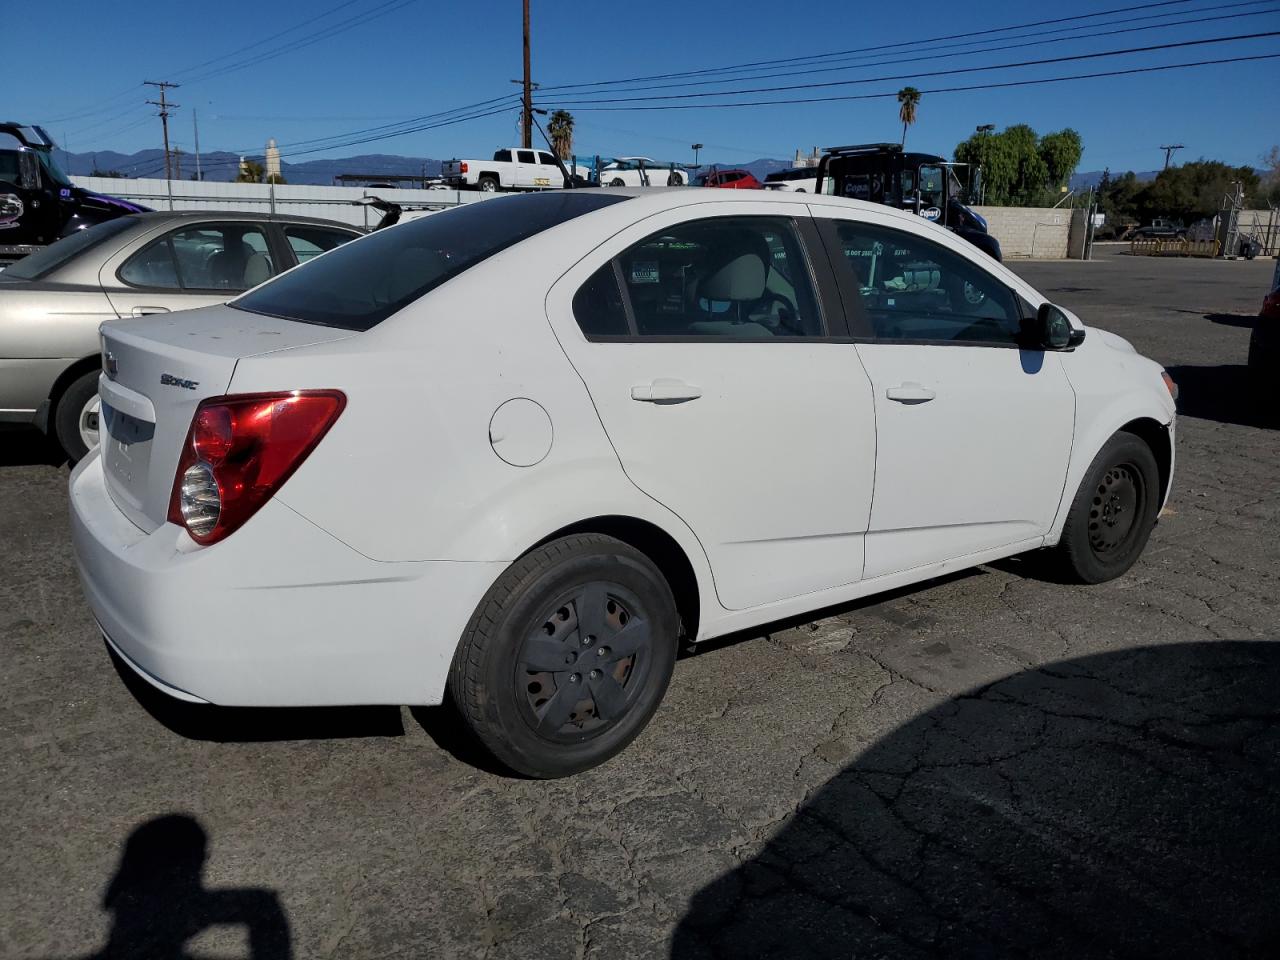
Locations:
98;304;354;532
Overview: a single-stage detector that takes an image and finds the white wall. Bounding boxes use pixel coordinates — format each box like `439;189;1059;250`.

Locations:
71;177;491;229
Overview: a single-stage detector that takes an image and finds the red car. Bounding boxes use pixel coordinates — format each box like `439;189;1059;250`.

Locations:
693;169;762;189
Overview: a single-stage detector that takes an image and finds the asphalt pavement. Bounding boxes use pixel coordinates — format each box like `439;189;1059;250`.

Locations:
1;246;1277;959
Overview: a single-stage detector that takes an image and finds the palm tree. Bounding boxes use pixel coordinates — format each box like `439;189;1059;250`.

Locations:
548;110;575;162
897;87;922;147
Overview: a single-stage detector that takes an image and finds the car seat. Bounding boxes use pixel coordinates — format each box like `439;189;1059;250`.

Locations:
688;237;772;337
242;252;273;288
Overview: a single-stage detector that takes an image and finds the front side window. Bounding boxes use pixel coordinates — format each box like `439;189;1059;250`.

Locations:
236;192;628;331
284;225;358;264
120;223;275;291
827;220;1020;345
572;216;824;339
537;152;557;166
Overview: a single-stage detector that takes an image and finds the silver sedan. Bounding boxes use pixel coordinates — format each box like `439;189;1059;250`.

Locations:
0;210;362;459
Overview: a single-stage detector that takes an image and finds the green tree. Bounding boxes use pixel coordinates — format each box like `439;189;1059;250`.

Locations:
896;87;921;147
89;168;126;178
266;173;287;185
953;123;1081;206
548;110;575;162
236;159;265;184
1137;160;1260;222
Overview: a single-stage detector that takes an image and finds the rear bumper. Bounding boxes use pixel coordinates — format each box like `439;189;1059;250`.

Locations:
69;449;505;707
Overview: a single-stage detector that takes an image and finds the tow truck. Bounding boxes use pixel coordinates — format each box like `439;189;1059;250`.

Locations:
0;122;147;265
815;143;1001;260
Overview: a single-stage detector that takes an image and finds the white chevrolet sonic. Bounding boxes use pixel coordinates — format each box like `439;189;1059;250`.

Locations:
70;189;1177;777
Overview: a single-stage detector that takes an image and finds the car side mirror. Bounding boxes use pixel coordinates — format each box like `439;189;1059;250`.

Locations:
1023;302;1085;351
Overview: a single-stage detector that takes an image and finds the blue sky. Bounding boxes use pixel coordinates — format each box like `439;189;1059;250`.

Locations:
7;0;1279;171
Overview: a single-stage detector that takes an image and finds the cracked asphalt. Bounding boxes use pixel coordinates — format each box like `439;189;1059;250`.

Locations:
1;247;1277;959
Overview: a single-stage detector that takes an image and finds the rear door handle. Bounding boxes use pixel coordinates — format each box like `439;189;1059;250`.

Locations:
886;382;936;404
631;379;703;403
131;306;170;317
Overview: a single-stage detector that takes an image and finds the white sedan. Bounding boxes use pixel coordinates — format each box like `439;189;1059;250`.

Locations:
70;189;1176;778
599;157;688;187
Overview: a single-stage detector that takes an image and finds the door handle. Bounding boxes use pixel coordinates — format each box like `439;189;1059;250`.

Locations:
631;379;703;403
131;306;170;317
886;382;936;404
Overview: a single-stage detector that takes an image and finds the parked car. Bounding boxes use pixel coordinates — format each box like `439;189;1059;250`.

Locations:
442;148;580;192
1248;257;1280;419
762;168;819;193
70;189;1176;779
693;168;762;189
599;157;688;187
1131;218;1187;240
0;210;362;460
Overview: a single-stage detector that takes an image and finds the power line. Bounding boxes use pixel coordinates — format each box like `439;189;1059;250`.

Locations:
548;30;1280;106
537;0;1208;91
144;81;180;181
542;51;1280;112
538;1;1279;98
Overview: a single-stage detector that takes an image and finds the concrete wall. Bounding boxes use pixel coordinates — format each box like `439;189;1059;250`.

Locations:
71;177;490;229
971;206;1071;259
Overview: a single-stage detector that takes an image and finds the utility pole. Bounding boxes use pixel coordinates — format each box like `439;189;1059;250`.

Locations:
692;143;703;167
173;147;183;180
1160;144;1184;170
193;107;202;182
145;81;180;181
521;0;532;148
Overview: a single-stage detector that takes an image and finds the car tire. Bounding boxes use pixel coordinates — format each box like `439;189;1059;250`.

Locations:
449;534;679;778
53;369;102;463
667;173;681;186
1053;431;1161;584
477;176;499;192
609;178;626;187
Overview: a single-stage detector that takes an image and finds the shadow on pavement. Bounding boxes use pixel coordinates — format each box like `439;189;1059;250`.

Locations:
1205;312;1256;329
1166;364;1275;429
672;641;1280;959
109;644;405;742
0;424;64;467
84;814;291;959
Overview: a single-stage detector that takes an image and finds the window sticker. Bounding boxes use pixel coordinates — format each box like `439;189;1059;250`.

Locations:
631;260;660;284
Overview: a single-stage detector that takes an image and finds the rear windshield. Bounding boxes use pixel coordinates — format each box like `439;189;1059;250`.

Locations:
234;192;628;331
1;216;136;280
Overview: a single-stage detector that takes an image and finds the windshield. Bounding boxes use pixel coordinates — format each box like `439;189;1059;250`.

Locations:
235;192;629;331
1;217;136;280
38;148;73;189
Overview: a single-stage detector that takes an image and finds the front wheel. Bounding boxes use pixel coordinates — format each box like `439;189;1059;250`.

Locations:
1052;432;1161;583
449;534;679;778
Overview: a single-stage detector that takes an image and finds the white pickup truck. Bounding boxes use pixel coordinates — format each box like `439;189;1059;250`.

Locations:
442;148;571;192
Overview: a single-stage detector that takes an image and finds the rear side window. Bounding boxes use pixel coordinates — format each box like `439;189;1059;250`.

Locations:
235;192;629;331
121;223;275;291
572;216;824;339
284;225;358;263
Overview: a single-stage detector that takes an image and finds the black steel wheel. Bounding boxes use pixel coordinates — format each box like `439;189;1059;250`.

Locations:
1054;431;1161;584
450;534;679;778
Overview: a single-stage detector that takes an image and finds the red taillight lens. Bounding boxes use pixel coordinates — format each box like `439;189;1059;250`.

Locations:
460;161;468;174
168;391;346;545
1161;371;1179;401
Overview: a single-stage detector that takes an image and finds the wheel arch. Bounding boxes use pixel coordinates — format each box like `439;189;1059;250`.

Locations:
1119;416;1174;507
529;515;702;643
46;355;99;416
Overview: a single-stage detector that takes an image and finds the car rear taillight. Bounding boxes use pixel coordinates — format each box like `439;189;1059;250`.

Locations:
460;161;468;174
1161;370;1179;401
168;391;345;545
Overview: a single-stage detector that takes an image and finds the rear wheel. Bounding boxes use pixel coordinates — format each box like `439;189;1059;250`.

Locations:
53;369;101;463
477;175;499;192
450;534;679;778
1053;432;1160;584
609;178;626;187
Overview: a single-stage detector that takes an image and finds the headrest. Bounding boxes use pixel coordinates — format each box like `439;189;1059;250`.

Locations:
242;252;272;288
699;252;766;302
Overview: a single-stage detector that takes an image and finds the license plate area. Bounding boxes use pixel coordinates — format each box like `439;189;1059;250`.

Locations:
102;401;156;513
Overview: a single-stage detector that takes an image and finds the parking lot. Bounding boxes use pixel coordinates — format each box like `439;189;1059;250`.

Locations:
1;247;1276;958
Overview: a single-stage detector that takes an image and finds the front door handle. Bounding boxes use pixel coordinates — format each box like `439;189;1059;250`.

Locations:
131;306;171;317
886;382;936;404
631;379;703;404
